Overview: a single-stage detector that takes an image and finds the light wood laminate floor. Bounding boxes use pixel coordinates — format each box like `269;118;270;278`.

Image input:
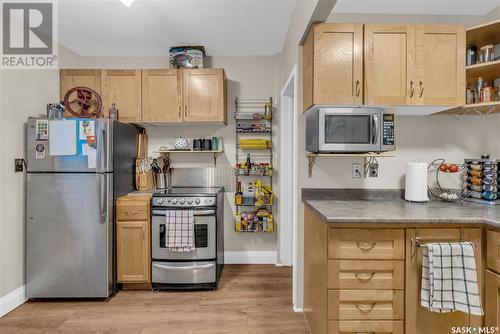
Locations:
0;265;309;334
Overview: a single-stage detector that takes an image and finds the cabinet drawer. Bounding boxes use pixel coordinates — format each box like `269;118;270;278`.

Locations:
328;290;404;320
328;229;405;260
328;260;404;290
328;320;403;334
487;230;500;274
116;203;149;221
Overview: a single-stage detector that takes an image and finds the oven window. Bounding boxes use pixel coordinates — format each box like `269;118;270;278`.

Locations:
324;115;371;144
159;224;208;248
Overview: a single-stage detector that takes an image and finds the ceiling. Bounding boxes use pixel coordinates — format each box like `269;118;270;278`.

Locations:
332;0;500;16
59;0;296;57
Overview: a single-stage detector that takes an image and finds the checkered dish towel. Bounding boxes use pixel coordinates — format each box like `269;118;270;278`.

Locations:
421;242;483;315
165;210;195;252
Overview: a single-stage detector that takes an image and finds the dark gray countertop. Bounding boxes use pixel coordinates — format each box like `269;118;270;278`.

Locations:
303;198;500;229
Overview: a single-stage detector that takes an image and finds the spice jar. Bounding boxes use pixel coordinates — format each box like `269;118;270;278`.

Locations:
479;45;495;63
481;86;494;103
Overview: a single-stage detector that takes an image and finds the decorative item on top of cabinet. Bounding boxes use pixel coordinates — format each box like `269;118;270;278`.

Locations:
116;195;151;288
182;69;227;124
60;69;102;116
405;228;483;334
101;69;142;123
303;23;363;111
142;69;182;123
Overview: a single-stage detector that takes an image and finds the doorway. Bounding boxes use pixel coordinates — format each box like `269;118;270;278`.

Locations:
278;65;299;309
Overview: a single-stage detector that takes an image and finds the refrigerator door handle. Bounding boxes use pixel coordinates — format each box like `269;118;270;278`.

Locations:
98;127;106;173
99;176;107;224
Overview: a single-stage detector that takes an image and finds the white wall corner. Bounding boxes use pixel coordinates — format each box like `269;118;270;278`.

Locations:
224;251;277;264
0;285;26;318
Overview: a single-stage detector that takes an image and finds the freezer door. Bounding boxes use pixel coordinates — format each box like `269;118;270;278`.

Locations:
26;118;112;173
26;173;113;298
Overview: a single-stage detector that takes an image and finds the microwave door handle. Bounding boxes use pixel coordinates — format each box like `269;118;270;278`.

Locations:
372;115;379;145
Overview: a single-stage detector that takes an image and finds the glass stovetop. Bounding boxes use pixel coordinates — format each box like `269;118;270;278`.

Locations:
153;187;224;197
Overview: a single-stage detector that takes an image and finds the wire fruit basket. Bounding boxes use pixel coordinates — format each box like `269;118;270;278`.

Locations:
428;159;467;202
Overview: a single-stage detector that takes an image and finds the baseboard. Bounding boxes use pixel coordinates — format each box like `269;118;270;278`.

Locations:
293;306;304;313
0;285;26;318
224;251;277;264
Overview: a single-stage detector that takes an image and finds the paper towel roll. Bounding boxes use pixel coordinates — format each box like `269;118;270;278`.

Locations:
405;161;429;202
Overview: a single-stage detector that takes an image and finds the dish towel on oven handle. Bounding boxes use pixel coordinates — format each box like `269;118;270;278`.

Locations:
420;242;483;315
164;210;195;252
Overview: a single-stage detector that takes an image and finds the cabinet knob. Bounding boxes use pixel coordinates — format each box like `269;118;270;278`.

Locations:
184;105;188;117
355;303;375;313
355;80;361;97
410;80;415;98
419;81;424;98
178;105;181;118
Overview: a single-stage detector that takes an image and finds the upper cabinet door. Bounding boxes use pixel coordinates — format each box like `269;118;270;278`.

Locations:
142;69;182;123
364;24;416;105
415;25;465;106
315;24;364;106
60;69;101;100
101;70;142;123
303;23;363;111
182;69;227;124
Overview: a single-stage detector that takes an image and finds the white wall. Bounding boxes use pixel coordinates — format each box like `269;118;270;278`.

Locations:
0;70;59;299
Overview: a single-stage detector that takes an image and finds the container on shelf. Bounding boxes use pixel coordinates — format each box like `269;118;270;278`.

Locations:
235;209;274;233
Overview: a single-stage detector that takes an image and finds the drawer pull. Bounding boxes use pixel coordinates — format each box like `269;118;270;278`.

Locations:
356;303;376;313
127;211;139;215
357;242;377;251
356;332;375;334
355;272;375;281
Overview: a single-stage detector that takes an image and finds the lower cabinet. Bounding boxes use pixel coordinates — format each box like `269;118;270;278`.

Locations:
485;270;500;329
116;195;151;284
304;206;485;334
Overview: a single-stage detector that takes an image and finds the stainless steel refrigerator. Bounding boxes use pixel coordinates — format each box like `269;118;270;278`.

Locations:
26;117;139;298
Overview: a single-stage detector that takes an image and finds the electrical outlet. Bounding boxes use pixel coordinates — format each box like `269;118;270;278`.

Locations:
368;163;379;177
352;163;362;178
14;159;24;172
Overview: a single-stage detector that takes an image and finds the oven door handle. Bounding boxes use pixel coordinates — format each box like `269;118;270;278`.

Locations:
153;263;215;271
152;209;216;216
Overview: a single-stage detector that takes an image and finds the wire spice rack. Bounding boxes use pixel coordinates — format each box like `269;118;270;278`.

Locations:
234;97;274;233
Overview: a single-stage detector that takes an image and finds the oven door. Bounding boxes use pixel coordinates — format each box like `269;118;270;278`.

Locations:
318;108;381;152
152;208;216;260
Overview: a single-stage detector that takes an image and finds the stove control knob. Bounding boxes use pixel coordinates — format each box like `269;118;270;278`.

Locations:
187;198;193;204
157;198;164;205
171;198;178;205
195;198;201;204
179;198;185;205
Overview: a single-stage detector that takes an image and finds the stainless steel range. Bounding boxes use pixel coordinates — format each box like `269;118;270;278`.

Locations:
151;187;224;290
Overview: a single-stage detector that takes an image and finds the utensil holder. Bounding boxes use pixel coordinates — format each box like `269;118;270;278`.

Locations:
156;173;167;189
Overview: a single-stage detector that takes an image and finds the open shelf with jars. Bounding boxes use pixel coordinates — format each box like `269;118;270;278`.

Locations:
436;19;500;116
234;98;275;233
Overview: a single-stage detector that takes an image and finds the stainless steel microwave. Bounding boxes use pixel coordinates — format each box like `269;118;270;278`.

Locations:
306;107;395;153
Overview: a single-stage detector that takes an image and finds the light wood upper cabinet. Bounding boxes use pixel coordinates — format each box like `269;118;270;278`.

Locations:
415;25;465;106
303;23;364;111
182;69;227;124
60;69;102;100
142;69;182;123
364;24;416;105
101;69;142;123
